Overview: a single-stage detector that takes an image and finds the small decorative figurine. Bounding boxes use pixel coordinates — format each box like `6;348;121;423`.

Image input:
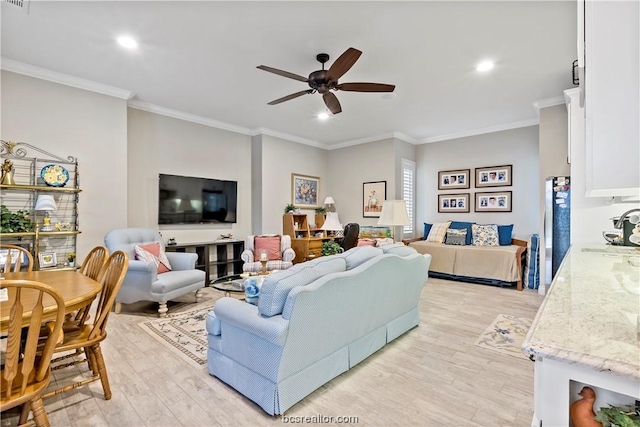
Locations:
570;387;603;427
1;159;16;185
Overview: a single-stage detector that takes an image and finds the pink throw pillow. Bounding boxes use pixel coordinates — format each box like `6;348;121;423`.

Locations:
357;239;376;247
135;242;172;274
254;236;282;262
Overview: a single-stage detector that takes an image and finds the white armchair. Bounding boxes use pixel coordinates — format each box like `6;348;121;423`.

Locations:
104;228;205;317
241;235;295;273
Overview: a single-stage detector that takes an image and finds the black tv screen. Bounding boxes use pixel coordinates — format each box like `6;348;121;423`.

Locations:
158;174;237;224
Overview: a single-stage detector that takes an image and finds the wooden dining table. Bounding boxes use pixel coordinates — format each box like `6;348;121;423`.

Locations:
0;270;102;330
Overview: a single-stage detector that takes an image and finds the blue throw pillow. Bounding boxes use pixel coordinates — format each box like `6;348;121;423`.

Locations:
497;224;514;246
423;223;433;239
449;221;475;245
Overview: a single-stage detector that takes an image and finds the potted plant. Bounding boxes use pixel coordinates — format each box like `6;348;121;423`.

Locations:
321;240;341;256
1;205;33;233
284;204;296;214
67;252;76;267
596;404;640;427
315;207;326;214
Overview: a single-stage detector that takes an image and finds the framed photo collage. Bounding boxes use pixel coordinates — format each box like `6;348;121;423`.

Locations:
437;165;512;213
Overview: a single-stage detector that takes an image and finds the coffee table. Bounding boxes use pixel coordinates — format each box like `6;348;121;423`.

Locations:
211;275;245;297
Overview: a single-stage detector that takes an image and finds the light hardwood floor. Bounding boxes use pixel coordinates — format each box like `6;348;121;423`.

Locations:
2;278;544;427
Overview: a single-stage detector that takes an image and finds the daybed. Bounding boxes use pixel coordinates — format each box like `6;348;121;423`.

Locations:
206;244;432;415
403;238;527;290
403;221;527;291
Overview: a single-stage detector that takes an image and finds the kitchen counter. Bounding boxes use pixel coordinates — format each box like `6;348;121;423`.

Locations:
522;243;640;380
521;243;640;427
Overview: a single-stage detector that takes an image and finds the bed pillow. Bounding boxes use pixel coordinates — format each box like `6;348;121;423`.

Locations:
497;224;514;246
449;220;475;245
423;223;433;239
444;228;467;246
425;221;452;243
471;224;499;246
135;242;172;274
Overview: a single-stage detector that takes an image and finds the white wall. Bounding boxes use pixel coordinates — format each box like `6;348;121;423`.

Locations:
1;71;128;260
127;108;252;243
415;126;540;239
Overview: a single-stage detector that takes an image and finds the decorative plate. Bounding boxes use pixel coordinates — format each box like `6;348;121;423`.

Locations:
41;164;70;187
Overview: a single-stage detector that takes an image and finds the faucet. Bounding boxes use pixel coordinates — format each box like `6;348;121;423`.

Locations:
614;208;640;229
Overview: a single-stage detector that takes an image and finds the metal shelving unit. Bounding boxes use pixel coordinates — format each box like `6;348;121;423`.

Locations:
1;140;81;270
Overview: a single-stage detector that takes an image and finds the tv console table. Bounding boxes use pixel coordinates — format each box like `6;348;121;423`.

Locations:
165;240;244;285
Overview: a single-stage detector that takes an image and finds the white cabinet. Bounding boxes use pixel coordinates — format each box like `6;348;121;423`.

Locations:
584;0;640;197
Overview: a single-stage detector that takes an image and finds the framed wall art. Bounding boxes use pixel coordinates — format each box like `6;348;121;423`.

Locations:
438;169;470;190
475;191;512;212
363;181;386;217
475;165;513;188
38;252;58;268
437;193;470;213
291;173;320;208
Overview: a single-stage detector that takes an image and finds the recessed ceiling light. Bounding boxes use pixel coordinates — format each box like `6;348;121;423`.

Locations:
117;36;138;49
476;61;494;72
317;112;329;120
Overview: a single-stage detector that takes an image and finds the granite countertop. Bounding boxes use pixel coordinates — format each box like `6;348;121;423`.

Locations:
522;243;640;380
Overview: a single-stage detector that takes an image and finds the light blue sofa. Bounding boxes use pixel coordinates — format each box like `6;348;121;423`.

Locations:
206;244;432;415
104;228;206;317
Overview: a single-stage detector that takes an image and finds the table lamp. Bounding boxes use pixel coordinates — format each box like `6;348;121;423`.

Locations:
321;212;342;240
377;200;410;242
34;195;57;232
323;196;336;213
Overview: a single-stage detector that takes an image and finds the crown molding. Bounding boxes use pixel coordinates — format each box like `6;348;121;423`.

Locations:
418;118;540;144
532;95;566;116
127;100;253;135
392;131;419;145
1;57;135;100
329;132;418;150
250;127;324;149
563;87;581;104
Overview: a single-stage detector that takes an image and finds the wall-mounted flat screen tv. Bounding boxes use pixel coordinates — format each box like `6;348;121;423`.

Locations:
158;174;237;224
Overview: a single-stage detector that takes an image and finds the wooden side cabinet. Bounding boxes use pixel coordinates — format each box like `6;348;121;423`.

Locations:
283;213;328;263
165;240;244;284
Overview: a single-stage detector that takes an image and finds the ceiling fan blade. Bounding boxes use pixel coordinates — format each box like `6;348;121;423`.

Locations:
323;92;342;115
257;65;309;83
267;90;313;105
336;82;396;92
326;47;362;82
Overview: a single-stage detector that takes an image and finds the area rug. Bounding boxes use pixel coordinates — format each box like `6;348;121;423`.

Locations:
138;305;213;369
474;314;532;360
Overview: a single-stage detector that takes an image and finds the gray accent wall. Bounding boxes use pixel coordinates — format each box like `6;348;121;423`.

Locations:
259;134;328;234
127;108;252;242
328;138;395;228
415;126;540;239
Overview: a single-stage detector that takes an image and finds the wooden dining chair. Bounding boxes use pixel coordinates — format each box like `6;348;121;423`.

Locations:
42;250;128;401
0;280;65;427
68;246;110;327
0;244;34;273
78;246;109;281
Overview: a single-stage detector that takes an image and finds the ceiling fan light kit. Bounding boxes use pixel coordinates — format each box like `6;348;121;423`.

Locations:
257;47;396;115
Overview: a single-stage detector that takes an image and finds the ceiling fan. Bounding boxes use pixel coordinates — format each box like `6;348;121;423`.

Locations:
257;47;395;115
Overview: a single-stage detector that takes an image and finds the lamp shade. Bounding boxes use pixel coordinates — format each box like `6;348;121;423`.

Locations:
323;196;335;205
377;200;410;226
321;212;342;231
34;195;57;211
